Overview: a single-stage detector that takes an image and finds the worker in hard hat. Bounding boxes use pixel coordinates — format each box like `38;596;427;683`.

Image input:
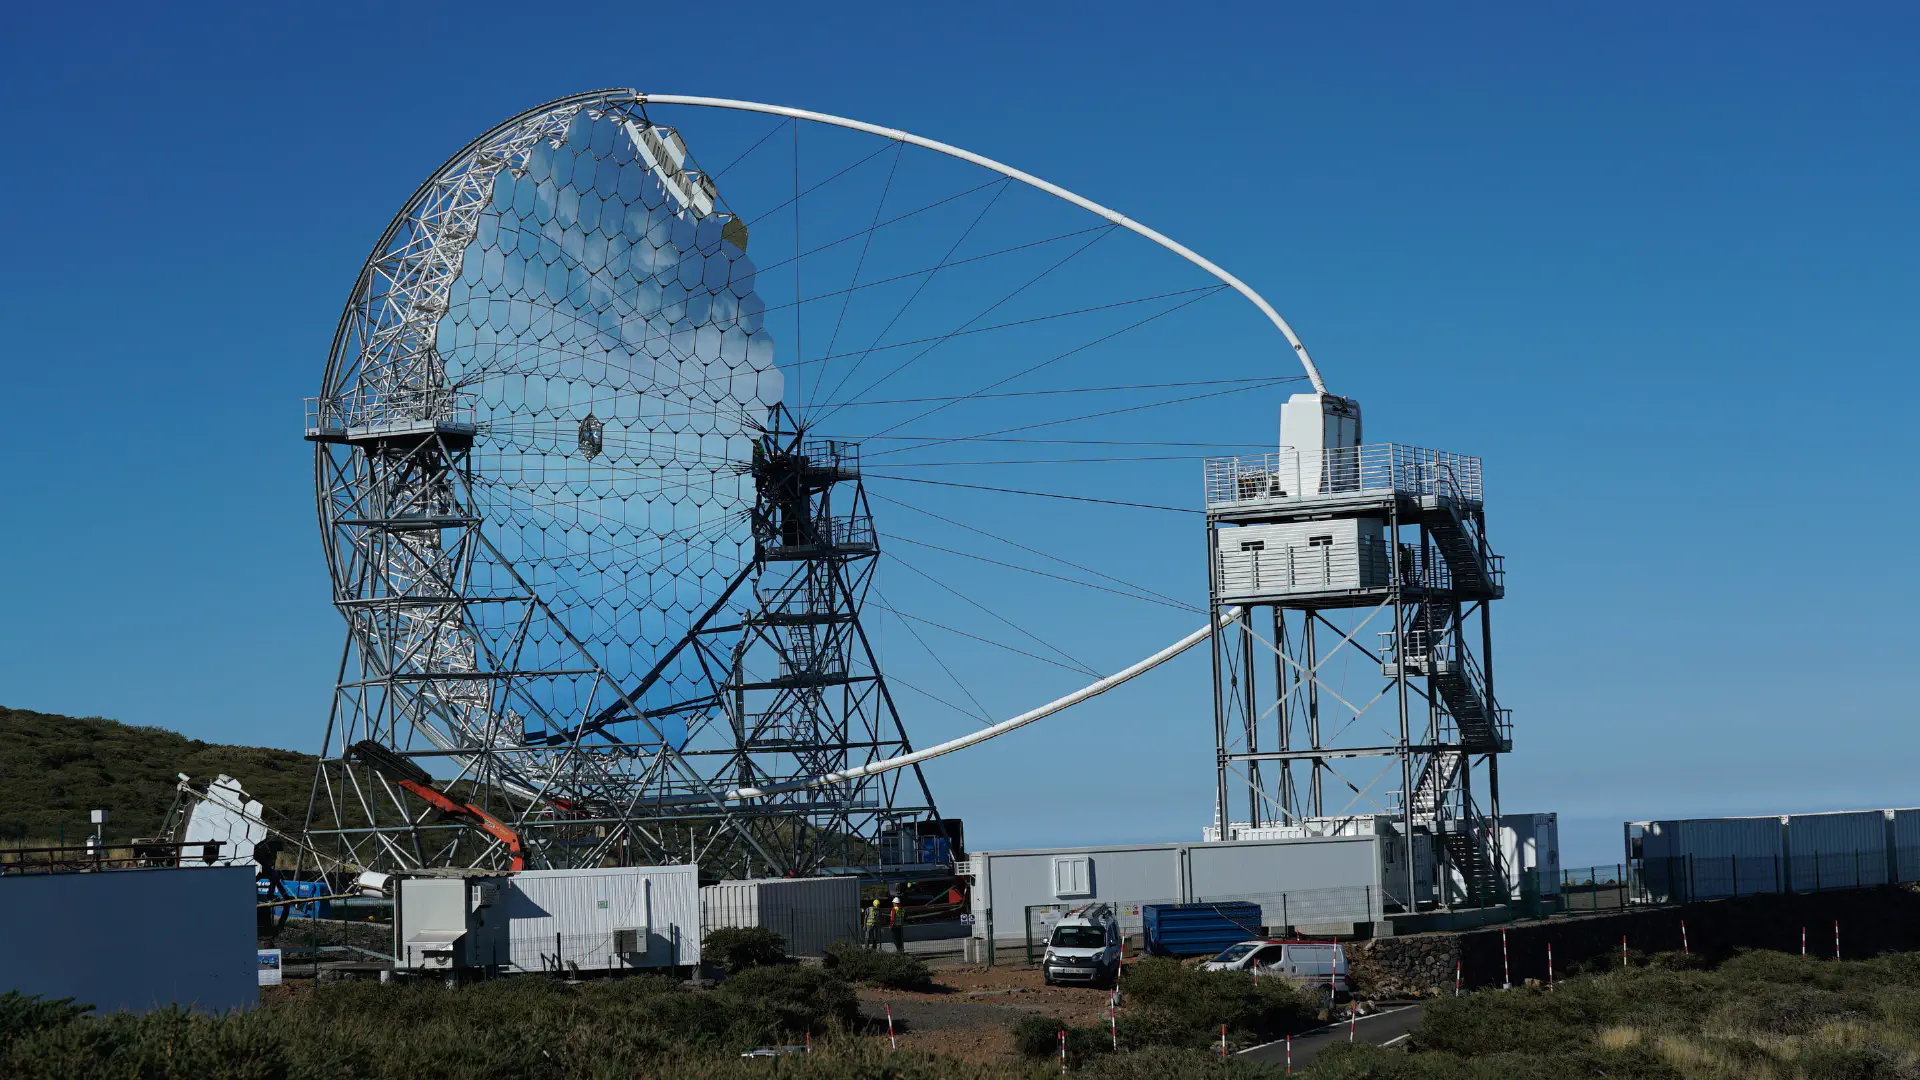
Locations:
864;898;883;949
890;893;906;954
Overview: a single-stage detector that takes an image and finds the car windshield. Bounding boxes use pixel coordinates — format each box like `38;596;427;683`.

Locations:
1050;926;1106;949
1212;942;1259;963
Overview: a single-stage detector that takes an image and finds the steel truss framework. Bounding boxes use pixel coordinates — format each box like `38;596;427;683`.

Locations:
302;91;939;877
1206;458;1513;909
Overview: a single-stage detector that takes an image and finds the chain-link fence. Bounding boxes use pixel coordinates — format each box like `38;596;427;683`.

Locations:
1021;884;1380;963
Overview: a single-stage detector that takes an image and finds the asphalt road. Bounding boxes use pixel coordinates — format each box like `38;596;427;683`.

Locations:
1239;1002;1428;1071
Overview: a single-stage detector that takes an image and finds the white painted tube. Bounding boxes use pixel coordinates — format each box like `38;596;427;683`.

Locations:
638;93;1326;394
718;607;1242;802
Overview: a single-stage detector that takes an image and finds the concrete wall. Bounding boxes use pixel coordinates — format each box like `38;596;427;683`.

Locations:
0;866;258;1014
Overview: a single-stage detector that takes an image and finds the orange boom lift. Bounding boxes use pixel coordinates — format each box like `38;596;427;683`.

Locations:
347;740;525;871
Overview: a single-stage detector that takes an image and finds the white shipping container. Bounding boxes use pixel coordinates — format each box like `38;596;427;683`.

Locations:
1785;811;1890;890
505;865;700;974
701;876;861;957
1499;813;1561;898
1630;816;1785;899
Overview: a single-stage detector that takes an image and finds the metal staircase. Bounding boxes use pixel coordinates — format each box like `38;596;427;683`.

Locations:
1441;828;1503;906
1387;602;1509;754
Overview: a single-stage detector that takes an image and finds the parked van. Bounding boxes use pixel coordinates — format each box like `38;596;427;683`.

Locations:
1203;939;1349;996
1041;904;1122;988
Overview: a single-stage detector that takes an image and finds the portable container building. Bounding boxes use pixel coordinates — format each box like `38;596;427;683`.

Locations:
1784;811;1890;891
1891;809;1920;882
1628;815;1786;901
701;876;860;957
966;833;1388;953
0;865;257;1014
504;865;700;974
1143;902;1265;957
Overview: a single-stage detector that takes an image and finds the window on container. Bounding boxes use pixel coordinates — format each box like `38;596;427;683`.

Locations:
1240;540;1265;552
1052;856;1093;898
1308;535;1333;547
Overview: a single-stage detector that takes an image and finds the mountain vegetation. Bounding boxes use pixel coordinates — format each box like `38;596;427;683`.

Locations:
0;705;315;846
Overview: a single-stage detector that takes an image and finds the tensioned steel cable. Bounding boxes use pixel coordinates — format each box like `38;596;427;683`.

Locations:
812;223;1119;424
884;550;1097;675
868;489;1196;610
881;531;1198;613
809;180;1015;416
872;587;997;719
808;140;904;409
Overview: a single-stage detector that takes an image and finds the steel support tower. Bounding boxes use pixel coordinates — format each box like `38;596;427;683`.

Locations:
303;400;942;878
1203;394;1511;909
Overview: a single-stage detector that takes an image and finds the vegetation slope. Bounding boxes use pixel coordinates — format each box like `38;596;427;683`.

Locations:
0;705;314;844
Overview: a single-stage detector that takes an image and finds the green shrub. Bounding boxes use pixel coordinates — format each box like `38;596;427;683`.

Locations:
0;991;89;1051
715;965;861;1035
822;941;934;990
1118;957;1313;1044
703;926;789;972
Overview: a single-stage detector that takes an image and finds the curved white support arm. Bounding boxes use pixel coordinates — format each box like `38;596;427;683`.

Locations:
639;93;1326;394
720;606;1241;802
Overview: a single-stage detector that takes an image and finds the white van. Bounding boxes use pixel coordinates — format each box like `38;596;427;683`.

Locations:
1203;939;1349;996
1041;904;1122;989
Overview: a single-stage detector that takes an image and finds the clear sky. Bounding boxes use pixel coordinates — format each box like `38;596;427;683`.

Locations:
2;2;1915;867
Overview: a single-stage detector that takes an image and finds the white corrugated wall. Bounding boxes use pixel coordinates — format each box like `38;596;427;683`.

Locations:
505;865;700;973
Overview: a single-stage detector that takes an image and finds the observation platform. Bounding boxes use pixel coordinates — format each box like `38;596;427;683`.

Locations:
304;393;477;448
1203;443;1482;523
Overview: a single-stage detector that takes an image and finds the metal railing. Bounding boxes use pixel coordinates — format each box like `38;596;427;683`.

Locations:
305;388;477;434
1204;443;1483;511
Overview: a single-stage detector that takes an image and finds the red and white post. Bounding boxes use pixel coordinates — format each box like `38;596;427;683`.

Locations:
1454;960;1462;996
1548;942;1555;989
887;1004;897;1050
1802;925;1808;957
1621;934;1629;968
1681;920;1690;956
1835;919;1842;960
1286;1033;1293;1074
1220;1023;1228;1058
1110;1004;1118;1051
1058;1030;1067;1074
1501;928;1512;989
1349;1010;1357;1043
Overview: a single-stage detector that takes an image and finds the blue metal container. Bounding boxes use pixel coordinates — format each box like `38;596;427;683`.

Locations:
1142;901;1264;957
259;877;331;919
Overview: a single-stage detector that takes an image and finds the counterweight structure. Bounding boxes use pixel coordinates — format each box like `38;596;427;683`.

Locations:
1204;393;1510;908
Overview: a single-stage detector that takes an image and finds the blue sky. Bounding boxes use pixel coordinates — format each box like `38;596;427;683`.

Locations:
2;2;1915;866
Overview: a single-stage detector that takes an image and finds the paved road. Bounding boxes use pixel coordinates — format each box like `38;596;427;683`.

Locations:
1239;1002;1428;1071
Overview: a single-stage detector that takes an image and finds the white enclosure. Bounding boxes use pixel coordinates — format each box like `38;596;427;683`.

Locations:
505;865;700;973
1214;517;1388;599
701;876;860;957
395;876;510;972
0;866;257;1014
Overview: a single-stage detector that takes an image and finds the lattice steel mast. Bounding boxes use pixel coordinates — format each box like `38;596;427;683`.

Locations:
1204;393;1512;910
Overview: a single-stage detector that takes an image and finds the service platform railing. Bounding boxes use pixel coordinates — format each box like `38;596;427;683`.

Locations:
305;388;478;438
1204;443;1483;512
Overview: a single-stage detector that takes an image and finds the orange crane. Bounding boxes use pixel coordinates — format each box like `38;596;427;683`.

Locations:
347;740;525;871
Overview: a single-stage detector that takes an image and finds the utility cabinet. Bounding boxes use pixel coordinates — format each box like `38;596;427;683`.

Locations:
395;875;511;973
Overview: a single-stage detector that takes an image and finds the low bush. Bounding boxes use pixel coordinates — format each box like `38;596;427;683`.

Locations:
0;992;90;1052
1009;1013;1112;1064
821;941;934;990
703;926;789;972
1118;957;1315;1045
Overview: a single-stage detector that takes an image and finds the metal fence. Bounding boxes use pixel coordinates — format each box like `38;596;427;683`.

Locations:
1020;884;1381;963
1563;847;1917;910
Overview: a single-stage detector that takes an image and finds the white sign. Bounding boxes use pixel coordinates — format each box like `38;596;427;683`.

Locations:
257;949;283;987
